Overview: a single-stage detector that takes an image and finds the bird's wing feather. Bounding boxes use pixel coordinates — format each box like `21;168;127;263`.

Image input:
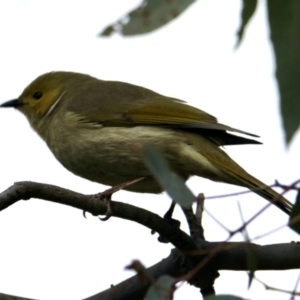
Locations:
104;99;259;137
68;80;260;145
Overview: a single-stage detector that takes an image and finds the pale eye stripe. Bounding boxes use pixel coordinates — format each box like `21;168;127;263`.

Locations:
44;91;66;118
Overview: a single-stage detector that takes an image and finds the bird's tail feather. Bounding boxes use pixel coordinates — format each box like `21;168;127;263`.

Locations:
226;170;293;215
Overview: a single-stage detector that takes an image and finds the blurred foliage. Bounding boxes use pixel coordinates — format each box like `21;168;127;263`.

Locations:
267;0;300;144
100;0;195;36
144;275;175;300
205;295;248;300
100;0;300;145
140;144;195;208
289;188;300;233
235;0;257;47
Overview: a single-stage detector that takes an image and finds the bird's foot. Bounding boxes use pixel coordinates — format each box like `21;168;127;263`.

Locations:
95;177;145;221
153;201;181;243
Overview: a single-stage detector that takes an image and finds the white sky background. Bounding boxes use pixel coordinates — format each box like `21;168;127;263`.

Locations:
0;0;299;299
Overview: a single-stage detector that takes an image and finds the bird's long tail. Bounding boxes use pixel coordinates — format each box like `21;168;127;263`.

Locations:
188;134;293;214
224;170;293;215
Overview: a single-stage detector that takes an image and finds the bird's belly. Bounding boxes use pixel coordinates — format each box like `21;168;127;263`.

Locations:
47;125;192;193
46;120;233;193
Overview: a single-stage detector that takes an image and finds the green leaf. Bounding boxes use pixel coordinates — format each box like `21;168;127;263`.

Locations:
144;275;175;300
236;0;257;47
289;188;300;233
237;202;256;289
140;144;195;207
205;295;247;300
100;0;196;36
267;0;300;144
246;244;257;289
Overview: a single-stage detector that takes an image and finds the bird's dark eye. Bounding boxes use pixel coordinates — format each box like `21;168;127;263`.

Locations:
33;91;43;100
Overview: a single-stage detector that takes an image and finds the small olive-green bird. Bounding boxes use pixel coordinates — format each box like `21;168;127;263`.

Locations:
0;71;292;214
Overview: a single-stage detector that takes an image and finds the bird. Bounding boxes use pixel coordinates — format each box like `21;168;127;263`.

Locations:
0;71;293;215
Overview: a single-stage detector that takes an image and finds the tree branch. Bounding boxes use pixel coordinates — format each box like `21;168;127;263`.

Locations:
85;242;300;300
0;181;198;252
1;181;299;300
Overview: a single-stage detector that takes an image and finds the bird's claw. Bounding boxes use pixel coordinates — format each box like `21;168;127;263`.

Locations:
94;177;145;221
98;194;112;221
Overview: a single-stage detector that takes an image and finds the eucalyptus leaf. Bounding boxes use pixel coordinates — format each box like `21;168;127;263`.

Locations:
289;188;300;234
267;0;300;144
246;244;257;289
100;0;195;36
144;275;175;300
140;144;195;207
236;0;257;47
205;295;248;300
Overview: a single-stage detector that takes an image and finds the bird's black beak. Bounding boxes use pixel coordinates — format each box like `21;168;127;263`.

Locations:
0;99;23;108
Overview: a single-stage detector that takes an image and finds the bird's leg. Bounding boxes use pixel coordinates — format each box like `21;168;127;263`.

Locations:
92;177;145;221
155;201;181;243
164;201;176;219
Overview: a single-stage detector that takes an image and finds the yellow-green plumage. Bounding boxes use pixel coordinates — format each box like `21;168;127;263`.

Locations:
0;71;293;214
